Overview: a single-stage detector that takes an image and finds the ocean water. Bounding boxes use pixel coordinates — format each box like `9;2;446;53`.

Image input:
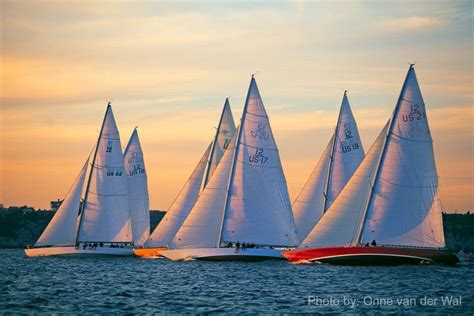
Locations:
0;249;472;314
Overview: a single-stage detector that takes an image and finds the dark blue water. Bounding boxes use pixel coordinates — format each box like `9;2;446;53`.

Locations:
0;249;472;314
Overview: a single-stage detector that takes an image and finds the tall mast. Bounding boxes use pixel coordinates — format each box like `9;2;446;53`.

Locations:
355;65;414;245
74;102;112;246
216;76;254;247
201;98;229;193
322;91;346;212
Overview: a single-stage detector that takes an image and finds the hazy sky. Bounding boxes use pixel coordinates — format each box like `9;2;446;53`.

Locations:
1;1;472;212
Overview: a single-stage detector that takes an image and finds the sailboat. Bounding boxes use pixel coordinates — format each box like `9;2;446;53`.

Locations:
25;103;134;257
283;65;459;265
124;128;150;247
293;91;365;241
159;76;299;261
133;99;236;258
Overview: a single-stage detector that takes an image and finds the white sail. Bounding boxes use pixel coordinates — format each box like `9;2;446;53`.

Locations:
78;105;132;242
146;143;212;248
361;66;445;248
292;135;333;241
292;92;365;242
35;157;89;247
124;128;150;247
202;98;236;189
326;92;365;207
170;133;238;248
299;121;389;249
221;77;299;246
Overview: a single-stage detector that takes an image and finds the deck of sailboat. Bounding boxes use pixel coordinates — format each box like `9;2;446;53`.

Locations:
24;246;134;257
283;246;459;266
159;247;287;261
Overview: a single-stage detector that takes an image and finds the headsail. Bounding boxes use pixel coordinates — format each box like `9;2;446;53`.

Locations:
292;136;333;241
35;157;89;247
299;121;389;249
221;77;299;247
146;143;212;248
360;65;445;248
293;92;364;241
77;104;132;243
170;132;238;248
124;128;150;247
145;100;236;248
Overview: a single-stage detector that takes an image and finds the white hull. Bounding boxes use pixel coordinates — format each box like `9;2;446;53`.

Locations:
24;246;134;257
160;247;286;261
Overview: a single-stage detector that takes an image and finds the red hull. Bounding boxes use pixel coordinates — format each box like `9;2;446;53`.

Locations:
283;246;459;266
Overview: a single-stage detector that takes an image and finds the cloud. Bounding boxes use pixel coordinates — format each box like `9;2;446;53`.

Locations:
379;16;446;32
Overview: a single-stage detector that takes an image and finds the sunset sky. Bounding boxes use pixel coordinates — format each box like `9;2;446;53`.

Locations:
1;1;472;212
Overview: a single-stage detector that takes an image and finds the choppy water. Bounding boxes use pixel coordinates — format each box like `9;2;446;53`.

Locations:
0;249;472;314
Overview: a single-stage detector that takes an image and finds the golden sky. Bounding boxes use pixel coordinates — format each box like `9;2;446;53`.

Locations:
1;1;472;212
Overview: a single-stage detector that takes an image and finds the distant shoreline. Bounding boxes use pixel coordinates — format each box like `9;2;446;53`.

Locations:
0;206;472;251
0;206;165;249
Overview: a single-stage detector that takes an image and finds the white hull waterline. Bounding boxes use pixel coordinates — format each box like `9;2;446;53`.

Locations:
24;246;133;257
160;247;287;261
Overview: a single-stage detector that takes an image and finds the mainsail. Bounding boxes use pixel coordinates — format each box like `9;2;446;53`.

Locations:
124;128;150;247
77;104;132;243
360;65;445;248
146;100;236;248
201;98;236;190
326;92;365;208
35;157;89;247
171;76;299;249
293;92;365;241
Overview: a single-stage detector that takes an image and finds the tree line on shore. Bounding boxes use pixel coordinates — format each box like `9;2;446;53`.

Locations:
0;206;472;251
